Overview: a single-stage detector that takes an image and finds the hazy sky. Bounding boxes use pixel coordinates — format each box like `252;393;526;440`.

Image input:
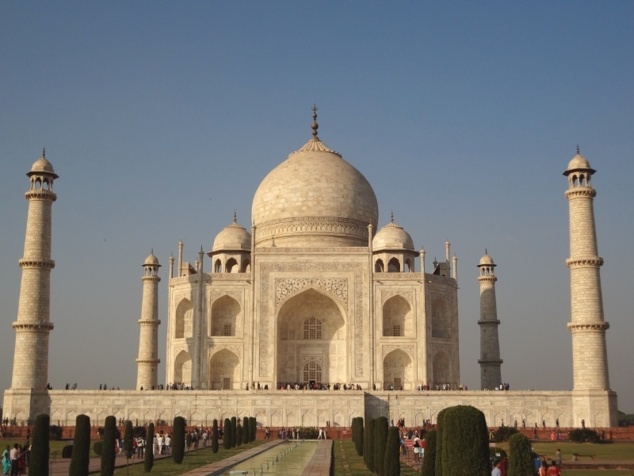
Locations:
1;2;633;414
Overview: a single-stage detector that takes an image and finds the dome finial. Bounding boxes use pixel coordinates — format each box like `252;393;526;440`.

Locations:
42;147;46;158
485;248;488;255
311;104;319;138
233;209;237;223
577;145;580;155
390;210;394;223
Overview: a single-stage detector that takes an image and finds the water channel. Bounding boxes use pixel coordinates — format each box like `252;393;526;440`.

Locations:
223;440;319;475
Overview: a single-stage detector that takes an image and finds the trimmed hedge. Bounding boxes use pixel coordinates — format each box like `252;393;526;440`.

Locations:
144;422;155;473
223;418;232;450
384;426;400;476
363;417;375;472
494;426;519;442
434;407;449;476
421;429;436;476
508;433;536;476
249;417;256;442
569;428;600;443
101;415;117;476
211;419;219;453
29;414;50;476
374;416;388;476
439;405;489;476
124;420;134;459
172;416;186;464
69;414;91;476
231;416;237;448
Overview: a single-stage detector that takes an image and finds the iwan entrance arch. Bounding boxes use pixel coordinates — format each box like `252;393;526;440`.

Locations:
276;288;347;388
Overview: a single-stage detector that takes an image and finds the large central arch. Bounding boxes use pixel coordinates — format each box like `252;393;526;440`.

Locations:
277;288;346;387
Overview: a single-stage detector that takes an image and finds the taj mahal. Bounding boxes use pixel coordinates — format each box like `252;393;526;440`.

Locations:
2;110;618;428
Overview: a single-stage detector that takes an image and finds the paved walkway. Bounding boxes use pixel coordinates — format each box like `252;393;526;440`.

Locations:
299;440;332;476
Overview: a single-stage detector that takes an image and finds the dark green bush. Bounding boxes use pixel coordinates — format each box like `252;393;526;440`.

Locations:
374;416;388;475
101;415;117;476
211;419;219;453
144;423;155;473
29;414;50;476
124;421;134;459
49;424;63;441
223;418;232;450
242;417;249;445
134;426;147;438
69;414;91;476
489;447;507;459
172;416;186;464
494;426;519;442
421;429;437;476
231;416;237;447
569;428;600;443
434;408;449;476
352;417;364;456
508;433;536;476
62;445;73;458
363;417;375;472
236;424;242;447
249;417;256;442
93;441;103;456
439;405;489;476
384;426;400;476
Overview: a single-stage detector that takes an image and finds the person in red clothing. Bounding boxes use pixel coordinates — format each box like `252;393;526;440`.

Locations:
546;460;561;475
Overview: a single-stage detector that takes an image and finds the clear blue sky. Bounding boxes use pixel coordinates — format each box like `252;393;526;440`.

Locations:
1;2;633;413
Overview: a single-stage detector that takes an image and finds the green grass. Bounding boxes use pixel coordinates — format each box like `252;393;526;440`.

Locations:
334;440;419;475
513;441;634;462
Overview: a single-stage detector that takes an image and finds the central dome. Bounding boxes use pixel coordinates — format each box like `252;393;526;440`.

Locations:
252;131;378;248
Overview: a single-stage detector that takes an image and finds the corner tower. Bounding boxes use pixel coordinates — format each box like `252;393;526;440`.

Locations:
136;251;161;390
564;150;610;391
477;251;502;389
11;151;58;390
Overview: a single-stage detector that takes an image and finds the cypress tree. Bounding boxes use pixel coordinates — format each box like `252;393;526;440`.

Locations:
172;416;186;464
374;416;388;476
101;415;117;476
29;413;50;476
249;417;256;442
124;420;134;459
211;419;219;453
352;417;364;456
242;417;249;445
363;417;375;472
236;423;242;447
420;429;437;476
440;405;489;476
434;408;449;476
383;426;400;476
223;418;232;450
144;423;155;473
231;416;237;447
508;433;536;476
69;414;91;476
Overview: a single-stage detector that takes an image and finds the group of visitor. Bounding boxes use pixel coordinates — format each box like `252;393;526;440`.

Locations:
2;443;28;476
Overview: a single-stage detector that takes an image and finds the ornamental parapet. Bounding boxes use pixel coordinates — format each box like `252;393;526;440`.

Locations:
477;275;497;283
138;319;161;326
567;322;610;332
565;188;596;199
19;259;55;269
566;257;604;268
12;321;54;331
478;319;500;326
25;190;57;201
141;275;161;282
478;359;503;365
136;358;160;364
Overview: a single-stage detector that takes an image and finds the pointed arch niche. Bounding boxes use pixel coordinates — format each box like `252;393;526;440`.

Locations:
210;295;241;336
431;297;450;338
432;350;450;387
277;288;346;386
382;295;413;337
383;349;413;390
208;349;240;390
173;350;192;386
175;299;193;339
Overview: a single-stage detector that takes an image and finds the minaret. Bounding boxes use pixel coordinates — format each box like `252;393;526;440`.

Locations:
11;151;58;390
477;250;502;390
564;149;610;390
136;251;161;390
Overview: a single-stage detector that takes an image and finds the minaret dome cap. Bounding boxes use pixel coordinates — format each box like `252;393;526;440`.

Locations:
478;251;496;267
564;151;596;176
144;251;160;267
28;155;58;179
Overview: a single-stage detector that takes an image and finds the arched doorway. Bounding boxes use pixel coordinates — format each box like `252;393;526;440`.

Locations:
173;350;192;386
277;288;346;387
209;349;240;390
383;349;413;390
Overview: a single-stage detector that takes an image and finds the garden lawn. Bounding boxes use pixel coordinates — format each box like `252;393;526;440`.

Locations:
334;440;419;476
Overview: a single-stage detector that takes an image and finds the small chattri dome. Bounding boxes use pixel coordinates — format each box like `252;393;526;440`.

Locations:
564;148;595;176
28;153;58;178
212;219;252;252
372;219;415;251
144;251;160;266
478;251;495;267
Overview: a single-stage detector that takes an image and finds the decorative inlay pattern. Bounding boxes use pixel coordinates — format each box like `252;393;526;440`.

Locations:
382;345;414;358
255;217;370;244
381;290;413;304
210;290;243;302
276;278;348;307
209;344;242;358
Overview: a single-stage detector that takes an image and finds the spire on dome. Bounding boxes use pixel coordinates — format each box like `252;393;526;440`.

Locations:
390;210;394;223
42;148;46;158
577;145;580;155
233;210;237;223
311;104;319;138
